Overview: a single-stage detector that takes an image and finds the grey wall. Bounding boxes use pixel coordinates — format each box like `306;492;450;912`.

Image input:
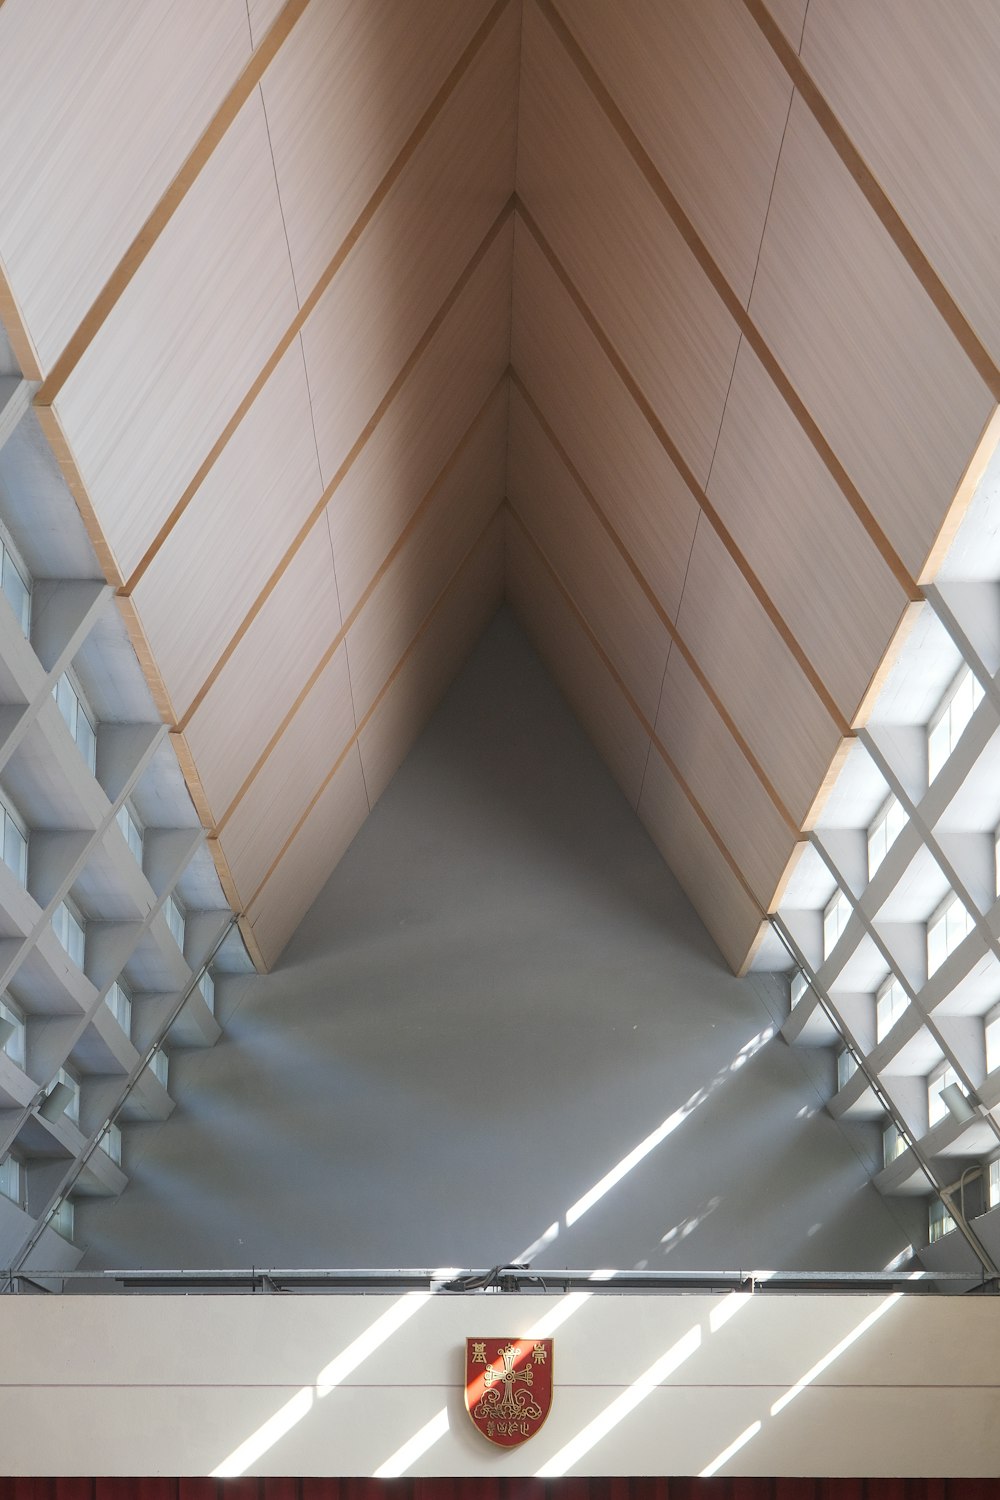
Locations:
76;611;925;1273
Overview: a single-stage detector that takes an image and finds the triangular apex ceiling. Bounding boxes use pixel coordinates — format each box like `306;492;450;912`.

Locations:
74;611;924;1276
0;0;996;973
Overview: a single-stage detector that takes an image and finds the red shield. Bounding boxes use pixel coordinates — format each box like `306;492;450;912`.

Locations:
465;1337;553;1446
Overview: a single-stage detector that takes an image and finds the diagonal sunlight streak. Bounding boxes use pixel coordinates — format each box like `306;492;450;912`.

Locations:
534;1324;702;1477
769;1293;902;1416
563;1027;773;1228
211;1286;447;1477
699;1420;762;1476
372;1291;593;1478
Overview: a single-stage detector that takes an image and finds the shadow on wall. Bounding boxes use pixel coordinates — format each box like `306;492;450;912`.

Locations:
76;611;924;1274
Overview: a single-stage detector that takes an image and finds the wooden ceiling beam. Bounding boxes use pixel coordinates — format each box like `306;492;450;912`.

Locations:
33;0;312;407
515;199;852;740
534;0;922;610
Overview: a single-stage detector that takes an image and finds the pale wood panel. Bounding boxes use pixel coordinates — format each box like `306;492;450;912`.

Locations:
329;221;513;619
300;5;519;488
346;391;507;721
803;0;1000;370
749;96;995;581
358;518;504;806
53;90;299;580
675;522;842;829
247;0;287;47
221;645;356;902
516;1;740;486
511;218;700;623
505;518;651;810
261;0;494;298
507;387;671;727
655;649;794;912
0;0;251;371
132;338;324;719
769;0;809;51
183;523;342;820
247;743;369;969
638;746;765;975
707;339;909;722
561;0;793;303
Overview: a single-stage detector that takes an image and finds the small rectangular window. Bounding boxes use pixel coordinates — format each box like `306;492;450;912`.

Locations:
836;1049;858;1091
867;795;907;879
104;980;132;1039
164;894;185;954
823;889;851;960
55;1065;80;1124
0;790;28;887
0;994;26;1070
115;803;143;867
198;969;215;1014
0;1152;22;1206
148;1048;169;1089
98;1121;122;1166
53;671;98;773
927;1062;961;1127
52;899;86;970
927;665;984;783
882;1123;906;1167
990;1159;1000;1210
0;531;32;638
986;1008;1000;1076
876;974;910;1044
927;894;975;977
928;1197;956;1242
50;1197;75;1243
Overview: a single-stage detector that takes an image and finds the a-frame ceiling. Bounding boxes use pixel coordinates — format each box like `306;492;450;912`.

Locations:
0;0;997;973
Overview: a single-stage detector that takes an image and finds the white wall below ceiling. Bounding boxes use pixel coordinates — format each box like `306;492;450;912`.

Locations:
73;611;923;1276
4;1291;999;1476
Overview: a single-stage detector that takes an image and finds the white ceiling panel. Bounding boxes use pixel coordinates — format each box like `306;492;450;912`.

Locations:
516;0;741;486
0;0;252;371
52;89;300;580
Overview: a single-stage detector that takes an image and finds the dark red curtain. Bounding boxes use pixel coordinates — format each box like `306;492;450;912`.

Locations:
2;1482;1000;1500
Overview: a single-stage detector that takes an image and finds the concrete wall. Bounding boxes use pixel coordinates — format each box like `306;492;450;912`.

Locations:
74;612;924;1274
4;1291;1000;1475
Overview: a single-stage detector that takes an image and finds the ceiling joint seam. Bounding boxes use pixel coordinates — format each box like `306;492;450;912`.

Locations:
242;507;505;913
213;377;508;836
513;202;852;737
534;0;921;607
118;0;514;597
510;368;798;834
32;0;313;409
176;200;515;734
505;498;767;916
741;0;1000;406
